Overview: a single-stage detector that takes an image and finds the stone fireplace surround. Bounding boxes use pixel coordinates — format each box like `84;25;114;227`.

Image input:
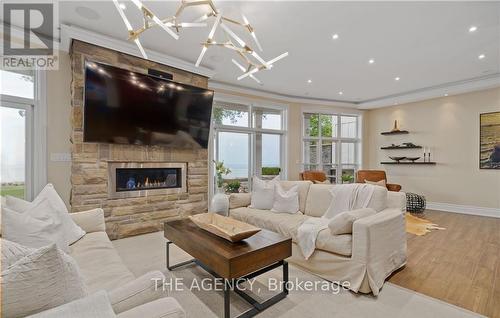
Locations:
70;41;209;239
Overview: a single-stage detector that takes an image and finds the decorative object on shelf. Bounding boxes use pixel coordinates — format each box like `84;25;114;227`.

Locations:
112;0;288;84
391;120;401;132
211;161;231;215
406;157;421;162
381;161;436;165
381;144;422;149
189;213;261;242
402;142;417;147
423;147;432;162
389;156;406;163
406;192;426;213
480;112;500;169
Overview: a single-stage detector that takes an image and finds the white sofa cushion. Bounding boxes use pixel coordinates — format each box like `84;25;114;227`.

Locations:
278;180;312;213
249;176;279;209
271;183;299;214
5;184;85;245
305;184;388;217
315;230;353;256
1;244;88;318
27;291;116;318
70;208;106;233
230;207;352;256
228;193;251;209
366;186;388;212
117;297;185;318
2;200;68;252
328;208;376;235
1;238;35;268
70;232;135;292
304;184;336;217
387;191;407;212
108;271;166;314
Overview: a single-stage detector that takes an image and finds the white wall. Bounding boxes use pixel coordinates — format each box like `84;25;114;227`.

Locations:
364;87;500;211
46;52;72;208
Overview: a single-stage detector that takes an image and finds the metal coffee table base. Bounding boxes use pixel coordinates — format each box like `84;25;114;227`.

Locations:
166;241;289;318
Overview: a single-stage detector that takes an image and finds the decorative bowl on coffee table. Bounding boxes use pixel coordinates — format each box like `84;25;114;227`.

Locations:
189;213;261;242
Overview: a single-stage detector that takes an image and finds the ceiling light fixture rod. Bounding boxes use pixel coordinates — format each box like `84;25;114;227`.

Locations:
112;0;288;84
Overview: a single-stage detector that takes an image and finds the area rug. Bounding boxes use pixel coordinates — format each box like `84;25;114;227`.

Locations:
405;213;446;236
113;231;477;318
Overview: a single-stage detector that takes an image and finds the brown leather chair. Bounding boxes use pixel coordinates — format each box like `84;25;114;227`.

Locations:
299;170;327;182
356;170;401;192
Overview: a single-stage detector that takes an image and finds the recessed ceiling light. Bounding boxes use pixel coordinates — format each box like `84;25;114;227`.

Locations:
368;59;375;64
478;54;485;60
395;77;400;81
469;26;477;33
444;93;449;97
307;79;312;84
75;6;101;20
394;102;399;105
332;34;339;40
338;91;343;95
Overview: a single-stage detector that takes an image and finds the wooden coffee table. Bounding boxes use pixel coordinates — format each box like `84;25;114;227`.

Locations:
164;218;292;318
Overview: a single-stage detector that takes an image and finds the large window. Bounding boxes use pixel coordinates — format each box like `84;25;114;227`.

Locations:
0;70;36;199
212;101;286;193
303;113;361;183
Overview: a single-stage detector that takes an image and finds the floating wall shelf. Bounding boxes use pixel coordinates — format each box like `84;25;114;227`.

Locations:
381;130;409;135
380;162;436;165
381;145;422;150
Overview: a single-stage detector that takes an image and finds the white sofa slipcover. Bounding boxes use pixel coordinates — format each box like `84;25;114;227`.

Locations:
229;182;407;295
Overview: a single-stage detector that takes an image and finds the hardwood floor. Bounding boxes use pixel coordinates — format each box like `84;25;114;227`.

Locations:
388;210;500;317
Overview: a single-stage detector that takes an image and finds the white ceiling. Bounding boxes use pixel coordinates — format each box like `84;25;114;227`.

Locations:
10;1;500;105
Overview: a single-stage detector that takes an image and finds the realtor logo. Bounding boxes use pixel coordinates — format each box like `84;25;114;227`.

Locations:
2;2;59;69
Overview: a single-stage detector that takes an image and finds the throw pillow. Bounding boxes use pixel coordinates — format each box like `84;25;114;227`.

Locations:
5;184;85;245
1;238;36;269
1;244;88;318
271;183;299;214
249;176;279;210
328;208;376;235
364;179;387;188
2;199;68;252
323;184;385;219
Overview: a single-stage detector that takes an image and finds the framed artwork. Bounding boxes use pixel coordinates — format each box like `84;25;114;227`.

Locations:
480;112;500;169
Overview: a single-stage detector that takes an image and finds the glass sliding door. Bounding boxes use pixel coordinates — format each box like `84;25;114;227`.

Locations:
212;101;287;194
302;112;361;184
257;133;281;179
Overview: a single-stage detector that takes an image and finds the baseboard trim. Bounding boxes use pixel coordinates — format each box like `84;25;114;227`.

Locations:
427;202;500;218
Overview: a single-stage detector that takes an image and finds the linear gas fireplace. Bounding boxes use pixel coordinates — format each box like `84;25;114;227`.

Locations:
108;162;187;199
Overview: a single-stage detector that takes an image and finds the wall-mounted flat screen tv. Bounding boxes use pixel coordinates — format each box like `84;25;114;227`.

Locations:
83;61;214;148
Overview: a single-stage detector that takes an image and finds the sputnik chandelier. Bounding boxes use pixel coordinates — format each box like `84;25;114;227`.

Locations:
112;0;288;84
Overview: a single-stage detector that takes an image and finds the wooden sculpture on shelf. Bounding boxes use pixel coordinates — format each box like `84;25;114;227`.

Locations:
391;120;401;132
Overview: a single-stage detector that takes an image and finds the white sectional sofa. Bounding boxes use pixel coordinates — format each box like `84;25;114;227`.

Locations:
229;181;407;295
67;208;186;318
0;206;185;318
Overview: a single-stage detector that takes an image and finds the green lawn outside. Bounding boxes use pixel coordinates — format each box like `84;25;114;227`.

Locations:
0;185;25;199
